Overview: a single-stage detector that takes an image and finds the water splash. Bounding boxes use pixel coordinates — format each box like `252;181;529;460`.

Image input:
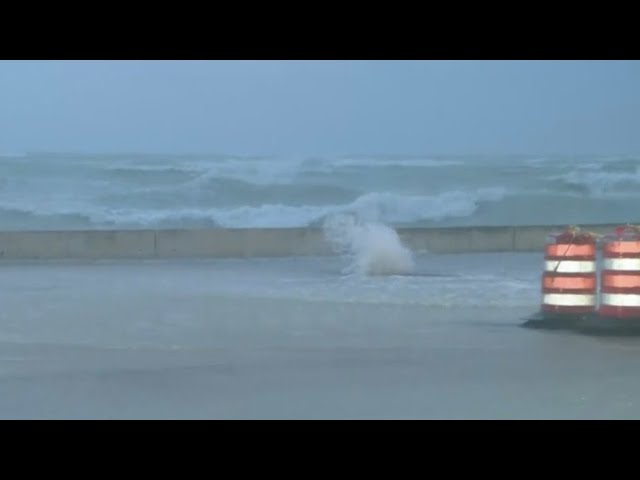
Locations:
323;213;415;276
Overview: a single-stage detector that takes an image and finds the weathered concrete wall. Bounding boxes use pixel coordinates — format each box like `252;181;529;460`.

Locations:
398;227;515;253
154;229;333;258
0;230;156;259
512;224;618;252
0;224;626;259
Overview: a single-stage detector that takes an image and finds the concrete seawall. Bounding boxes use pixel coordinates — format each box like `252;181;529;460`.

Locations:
0;224;625;260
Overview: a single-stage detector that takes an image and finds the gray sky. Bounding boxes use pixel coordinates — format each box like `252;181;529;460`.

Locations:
0;60;639;156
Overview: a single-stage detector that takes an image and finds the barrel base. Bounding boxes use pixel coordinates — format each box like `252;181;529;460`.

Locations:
575;314;640;336
521;311;586;330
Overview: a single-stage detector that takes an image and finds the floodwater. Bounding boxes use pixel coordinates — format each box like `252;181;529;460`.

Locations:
1;253;639;419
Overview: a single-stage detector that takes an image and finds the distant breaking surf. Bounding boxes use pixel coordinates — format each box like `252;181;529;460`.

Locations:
0;152;639;230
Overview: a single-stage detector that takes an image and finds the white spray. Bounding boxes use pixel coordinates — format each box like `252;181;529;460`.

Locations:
323;213;415;276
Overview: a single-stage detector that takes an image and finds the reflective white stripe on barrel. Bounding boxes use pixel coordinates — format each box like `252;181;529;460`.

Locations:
602;258;640;271
543;293;596;306
544;260;596;273
600;294;640;307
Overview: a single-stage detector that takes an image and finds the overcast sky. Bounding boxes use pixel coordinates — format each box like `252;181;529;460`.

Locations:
0;60;639;156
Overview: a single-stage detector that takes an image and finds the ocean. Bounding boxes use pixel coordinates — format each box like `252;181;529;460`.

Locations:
4;153;640;418
1;152;639;231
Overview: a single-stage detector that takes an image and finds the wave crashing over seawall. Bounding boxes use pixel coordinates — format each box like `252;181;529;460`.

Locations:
323;214;415;276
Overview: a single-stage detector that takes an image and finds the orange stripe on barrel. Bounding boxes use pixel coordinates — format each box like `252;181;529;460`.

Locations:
543;275;596;290
604;241;640;255
545;244;596;257
601;273;640;289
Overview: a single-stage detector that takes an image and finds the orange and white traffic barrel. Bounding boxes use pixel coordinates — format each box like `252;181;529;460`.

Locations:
599;226;640;319
541;229;597;317
524;227;598;329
